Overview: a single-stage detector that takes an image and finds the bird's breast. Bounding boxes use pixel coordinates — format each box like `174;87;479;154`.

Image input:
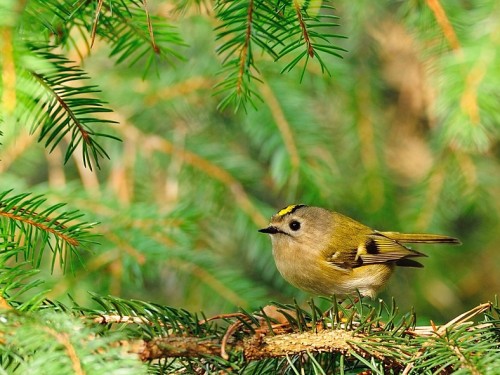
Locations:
272;241;394;297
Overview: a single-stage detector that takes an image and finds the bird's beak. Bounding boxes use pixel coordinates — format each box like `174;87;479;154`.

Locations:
258;226;279;234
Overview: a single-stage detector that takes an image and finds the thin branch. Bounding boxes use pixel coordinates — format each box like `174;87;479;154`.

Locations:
93;314;155;325
435;302;491;332
42;327;85;375
142;0;159;54
90;0;104;48
402;302;492;374
30;71;92;146
460;59;487;126
136;336;223;360
446;338;482;375
0;207;79;247
236;0;254;95
82;0;183;71
293;0;314;58
425;0;461;51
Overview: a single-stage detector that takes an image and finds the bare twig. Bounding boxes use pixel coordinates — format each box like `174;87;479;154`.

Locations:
402;302;492;375
90;0;104;48
142;0;159;54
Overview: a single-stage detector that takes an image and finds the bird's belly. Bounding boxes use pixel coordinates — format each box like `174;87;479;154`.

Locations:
275;256;393;298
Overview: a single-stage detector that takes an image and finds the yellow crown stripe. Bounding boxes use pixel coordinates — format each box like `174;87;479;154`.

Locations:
277;204;305;217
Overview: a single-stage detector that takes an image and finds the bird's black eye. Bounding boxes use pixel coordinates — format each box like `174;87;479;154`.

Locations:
289;220;301;231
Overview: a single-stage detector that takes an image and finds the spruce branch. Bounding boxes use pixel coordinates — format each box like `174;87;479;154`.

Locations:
85;0;185;71
82;295;499;373
0;190;97;272
402;302;495;374
22;0;185;74
214;0;263;111
0;310;146;374
1;295;498;373
214;0;346;109
276;1;347;78
236;0;255;96
293;0;315;58
14;47;119;170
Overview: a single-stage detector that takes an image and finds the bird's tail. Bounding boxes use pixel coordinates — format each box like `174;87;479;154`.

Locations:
380;231;461;244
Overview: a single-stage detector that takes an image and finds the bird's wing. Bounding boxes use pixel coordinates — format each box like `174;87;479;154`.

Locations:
326;232;426;269
356;233;426;267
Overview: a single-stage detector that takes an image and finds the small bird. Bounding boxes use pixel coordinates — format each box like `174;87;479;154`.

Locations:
259;205;460;298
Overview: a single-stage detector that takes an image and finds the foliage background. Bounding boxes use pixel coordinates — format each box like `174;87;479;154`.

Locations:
1;0;499;330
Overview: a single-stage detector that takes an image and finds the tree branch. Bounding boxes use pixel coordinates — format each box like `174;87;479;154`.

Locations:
0;205;79;247
31;71;92;146
122;330;363;361
237;0;254;95
293;0;314;58
425;0;461;51
110;302;493;372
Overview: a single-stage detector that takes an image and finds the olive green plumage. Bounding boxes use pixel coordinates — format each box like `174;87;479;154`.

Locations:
259;205;460;298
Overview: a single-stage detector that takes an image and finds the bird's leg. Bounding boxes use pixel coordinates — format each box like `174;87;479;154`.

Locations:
323;295;361;324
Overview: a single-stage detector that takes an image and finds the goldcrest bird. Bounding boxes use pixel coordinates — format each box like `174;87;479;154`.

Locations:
259;205;460;298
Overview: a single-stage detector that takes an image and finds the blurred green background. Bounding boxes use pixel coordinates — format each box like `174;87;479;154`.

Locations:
1;1;499;323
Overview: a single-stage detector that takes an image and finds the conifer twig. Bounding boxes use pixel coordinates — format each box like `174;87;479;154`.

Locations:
402;302;492;374
293;0;314;58
425;0;461;51
90;0;104;47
